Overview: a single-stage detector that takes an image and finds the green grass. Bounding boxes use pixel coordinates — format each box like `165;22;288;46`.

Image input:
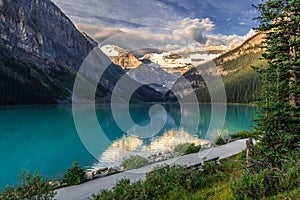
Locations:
122;155;149;170
174;143;201;155
264;187;300;200
92;155;245;200
93;152;300;200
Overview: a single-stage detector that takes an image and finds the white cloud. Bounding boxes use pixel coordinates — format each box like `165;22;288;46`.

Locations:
168;18;215;44
205;34;244;47
98;28;196;52
52;0;181;28
77;24;122;42
204;29;256;47
78;18;255;51
75;18;256;52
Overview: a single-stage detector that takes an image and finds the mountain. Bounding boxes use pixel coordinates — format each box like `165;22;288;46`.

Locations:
101;45;142;69
168;33;267;103
101;45;179;95
0;0;98;104
126;61;180;95
0;0;97;70
141;46;226;75
0;0;163;105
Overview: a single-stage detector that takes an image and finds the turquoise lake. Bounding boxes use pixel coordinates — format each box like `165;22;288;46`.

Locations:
0;104;256;189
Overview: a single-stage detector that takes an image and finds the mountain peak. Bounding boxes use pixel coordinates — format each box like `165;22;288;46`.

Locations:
101;45;142;69
0;0;97;70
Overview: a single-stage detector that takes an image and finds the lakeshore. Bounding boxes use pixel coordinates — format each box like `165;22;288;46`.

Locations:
55;139;248;200
0;104;255;189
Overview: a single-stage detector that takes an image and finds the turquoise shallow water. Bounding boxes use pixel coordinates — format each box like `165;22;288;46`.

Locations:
0;104;255;189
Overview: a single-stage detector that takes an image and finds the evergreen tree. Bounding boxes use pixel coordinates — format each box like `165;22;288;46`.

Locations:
253;0;300;168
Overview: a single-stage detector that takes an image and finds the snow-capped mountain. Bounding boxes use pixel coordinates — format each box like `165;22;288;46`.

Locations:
102;44;228;75
101;45;179;94
140;46;227;74
101;45;142;69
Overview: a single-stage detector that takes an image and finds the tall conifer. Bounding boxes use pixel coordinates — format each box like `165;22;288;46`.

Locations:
254;0;300;168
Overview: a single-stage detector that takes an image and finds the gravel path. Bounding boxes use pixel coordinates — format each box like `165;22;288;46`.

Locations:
54;139;248;200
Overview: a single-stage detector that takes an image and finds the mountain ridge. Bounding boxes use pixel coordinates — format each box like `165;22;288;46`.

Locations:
0;0;97;70
0;0;164;105
168;33;267;103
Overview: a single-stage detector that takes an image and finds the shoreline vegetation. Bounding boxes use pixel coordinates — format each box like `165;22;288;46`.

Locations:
0;131;249;198
95;129;211;171
87;131;253;180
1;131;299;200
87;141;207;179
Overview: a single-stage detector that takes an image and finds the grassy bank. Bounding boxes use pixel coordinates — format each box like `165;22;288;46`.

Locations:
92;149;300;200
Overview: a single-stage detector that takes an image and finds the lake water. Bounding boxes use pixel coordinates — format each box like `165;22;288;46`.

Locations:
0;104;255;189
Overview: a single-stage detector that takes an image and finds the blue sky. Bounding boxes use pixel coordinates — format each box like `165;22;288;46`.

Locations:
52;0;260;50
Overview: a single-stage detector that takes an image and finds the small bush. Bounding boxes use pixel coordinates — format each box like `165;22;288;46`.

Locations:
230;131;257;139
232;162;300;200
0;170;55;200
215;136;226;145
174;143;200;155
93;166;204;200
268;187;300;200
92;159;242;200
278;162;300;192
122;155;149;170
92;179;144;200
185;144;201;154
231;171;266;200
62;161;86;186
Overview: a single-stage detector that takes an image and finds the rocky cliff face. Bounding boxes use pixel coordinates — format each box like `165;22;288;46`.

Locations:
0;0;97;70
112;52;142;69
101;45;142;69
0;0;164;105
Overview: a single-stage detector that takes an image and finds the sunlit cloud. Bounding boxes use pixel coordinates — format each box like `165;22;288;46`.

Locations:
168;18;215;44
52;0;260;36
52;0;260;51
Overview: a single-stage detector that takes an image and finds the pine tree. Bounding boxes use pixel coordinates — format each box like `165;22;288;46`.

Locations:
253;0;300;168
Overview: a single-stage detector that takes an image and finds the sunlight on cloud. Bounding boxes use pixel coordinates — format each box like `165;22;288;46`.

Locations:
144;129;210;152
168;18;215;44
52;0;258;51
77;23;122;42
77;19;256;53
99;129;210;164
101;135;143;163
204;29;256;47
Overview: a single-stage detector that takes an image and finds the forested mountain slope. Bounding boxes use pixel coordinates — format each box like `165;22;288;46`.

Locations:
177;33;267;103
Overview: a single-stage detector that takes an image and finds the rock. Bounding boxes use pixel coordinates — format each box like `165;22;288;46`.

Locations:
112;52;142;69
0;0;97;70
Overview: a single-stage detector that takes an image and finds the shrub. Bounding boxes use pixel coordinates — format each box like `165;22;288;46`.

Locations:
92;179;145;200
174;143;191;155
93;166;204;200
231;171;266;200
122;155;149;170
92;161;241;200
185;143;201;154
174;143;200;155
278;162;300;192
232;162;300;200
230;131;257;139
62;161;86;186
215;136;226;145
0;170;55;200
93;154;245;200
